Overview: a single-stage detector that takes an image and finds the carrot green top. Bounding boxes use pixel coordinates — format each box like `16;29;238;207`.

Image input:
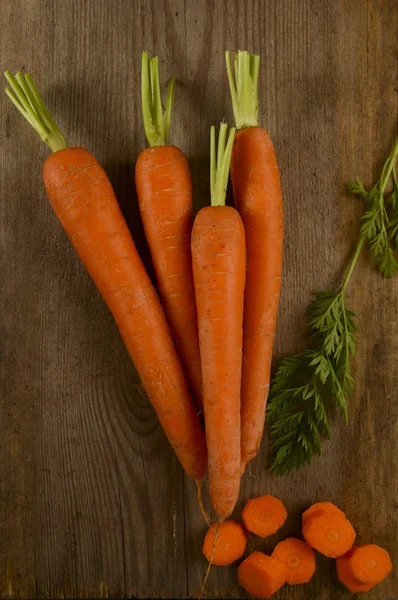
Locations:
141;51;175;147
225;50;260;130
4;70;67;152
210;123;235;207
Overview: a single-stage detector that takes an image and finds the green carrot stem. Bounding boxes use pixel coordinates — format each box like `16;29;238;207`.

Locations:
141;51;175;147
340;234;366;295
4;71;67;153
225;50;260;130
379;138;398;195
210;123;235;207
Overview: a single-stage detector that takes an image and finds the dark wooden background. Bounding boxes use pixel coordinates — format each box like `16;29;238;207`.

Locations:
1;1;397;598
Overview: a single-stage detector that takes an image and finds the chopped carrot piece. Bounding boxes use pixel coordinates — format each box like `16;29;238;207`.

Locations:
336;551;375;592
238;551;286;599
202;520;247;566
241;495;288;538
302;511;356;558
340;544;392;585
302;501;345;524
272;537;316;584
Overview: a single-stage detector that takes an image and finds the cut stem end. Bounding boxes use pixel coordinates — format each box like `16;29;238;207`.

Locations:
4;70;67;153
225;50;260;129
210;123;235;207
141;51;175;147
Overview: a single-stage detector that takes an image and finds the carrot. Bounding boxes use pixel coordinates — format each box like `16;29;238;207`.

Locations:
336;551;375;593
302;510;356;558
225;51;284;471
338;544;392;585
302;501;345;524
192;123;245;520
202;520;247;566
135;52;202;411
4;71;207;487
271;537;316;585
241;494;287;538
238;551;286;599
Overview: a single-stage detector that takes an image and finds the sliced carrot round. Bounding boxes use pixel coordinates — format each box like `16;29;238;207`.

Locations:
302;511;356;558
238;551;286;599
302;502;345;524
241;494;288;538
336;551;375;592
202;520;247;566
271;537;316;585
346;544;392;584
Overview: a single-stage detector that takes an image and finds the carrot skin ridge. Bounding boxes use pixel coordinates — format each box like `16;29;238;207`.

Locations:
231;126;284;470
42;147;207;482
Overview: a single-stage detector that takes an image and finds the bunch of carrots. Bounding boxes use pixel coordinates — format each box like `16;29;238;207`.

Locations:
5;49;282;529
202;497;392;597
5;49;393;598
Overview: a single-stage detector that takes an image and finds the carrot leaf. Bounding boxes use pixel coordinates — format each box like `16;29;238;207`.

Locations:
4;71;67;153
267;137;398;474
348;137;398;278
267;290;356;475
225;50;259;129
141;51;175;147
210;123;235;207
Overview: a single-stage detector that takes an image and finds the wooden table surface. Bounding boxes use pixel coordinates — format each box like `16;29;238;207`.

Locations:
1;1;397;599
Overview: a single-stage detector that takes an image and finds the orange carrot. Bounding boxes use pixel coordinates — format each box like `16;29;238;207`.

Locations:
302;510;356;558
226;51;284;471
302;501;345;524
135;52;202;411
192;123;245;520
5;71;207;486
336;552;375;593
238;551;286;599
338;545;392;585
271;537;316;585
202;520;247;566
241;495;287;538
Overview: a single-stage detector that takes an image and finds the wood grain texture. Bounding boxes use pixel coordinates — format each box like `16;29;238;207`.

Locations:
0;0;397;598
